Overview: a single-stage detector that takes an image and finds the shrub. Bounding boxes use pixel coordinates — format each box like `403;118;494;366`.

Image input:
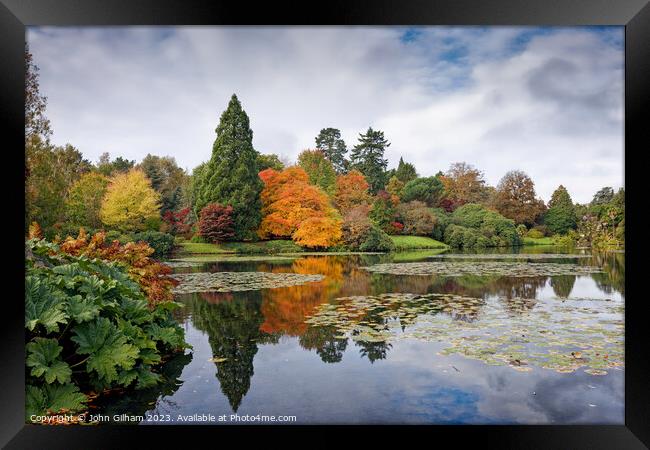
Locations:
292;216;343;249
516;224;528;237
263;240;303;254
449;203;521;247
396;201;436;236
25;238;188;422
401;176;444;206
59;229;177;306
190;234;207;243
162;207;193;237
131;231;175;259
526;229;545;239
429;208;451;241
198;203;235;244
359;225;395;252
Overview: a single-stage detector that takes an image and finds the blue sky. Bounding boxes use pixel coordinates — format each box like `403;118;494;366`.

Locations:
27;26;624;203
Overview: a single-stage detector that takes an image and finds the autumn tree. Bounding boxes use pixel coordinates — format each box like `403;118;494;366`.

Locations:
315;127;348;173
65;172;110;229
199;203;235;243
369;191;398;233
297;149;337;195
543;185;577;234
401;176;444;207
258;167;341;248
195;94;263;240
386;176;404;199
494;170;546;226
350;127;389;194
395;157;418;184
442;162;489;208
100;168;161;232
397;201;437;236
333;169;372;215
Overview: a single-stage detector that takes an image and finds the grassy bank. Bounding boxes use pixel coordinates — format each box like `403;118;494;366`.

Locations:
389;235;448;250
522;236;556;246
177;240;303;255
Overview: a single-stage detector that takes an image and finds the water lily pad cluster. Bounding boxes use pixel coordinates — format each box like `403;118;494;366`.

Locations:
362;261;603;277
304;292;623;375
429;254;591;260
170;271;325;294
162;261;203;268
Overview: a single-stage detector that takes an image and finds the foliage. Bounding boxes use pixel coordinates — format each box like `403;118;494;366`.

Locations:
96;152;135;177
516;224;528;238
386;176;404;199
25;44;52;143
131;231;176;259
339;206;393;252
526;229;545;239
448;203;521;248
59;229;177;306
297;149;337;195
428;208;451;242
334;170;372;214
396;201;437;236
394;157;418;184
441;162;489;209
25;238;188;422
138;154;188;214
401;176;444;206
358;225;395;252
350;127;390;194
493;170;546;226
194;94;264;241
292;216;343;249
369;191;398;233
162;207;193;237
198;203;236;244
100;169;161;232
544;185;577;234
258;167;342;248
26;138;92;235
315;127;348;174
257;153;285;171
64;172;110;230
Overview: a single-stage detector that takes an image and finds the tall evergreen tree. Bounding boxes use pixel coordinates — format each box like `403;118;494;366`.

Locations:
544;185;577;234
195;94;263;240
315;128;348;173
395;156;418;184
350;127;390;194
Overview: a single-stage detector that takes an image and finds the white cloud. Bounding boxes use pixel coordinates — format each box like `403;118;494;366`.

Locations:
28;26;623;203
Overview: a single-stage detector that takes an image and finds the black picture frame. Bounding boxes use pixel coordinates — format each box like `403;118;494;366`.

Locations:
1;0;648;447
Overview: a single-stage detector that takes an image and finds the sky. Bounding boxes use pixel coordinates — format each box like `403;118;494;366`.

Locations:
27;26;624;204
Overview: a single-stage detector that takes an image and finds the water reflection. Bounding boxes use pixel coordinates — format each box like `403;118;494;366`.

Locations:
102;247;624;423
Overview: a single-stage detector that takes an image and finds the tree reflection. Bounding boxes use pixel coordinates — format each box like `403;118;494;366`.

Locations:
299;325;348;363
184;292;278;412
550;275;576;298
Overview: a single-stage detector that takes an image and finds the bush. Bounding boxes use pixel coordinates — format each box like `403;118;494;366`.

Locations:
359;225;395;252
131;231;175;259
401;176;444;206
429;208;450;241
516;224;528;237
190;234;207;243
263;240;303;254
25;238;188;422
198;203;235;243
448;203;521;247
526;229;545;239
396;201;436;236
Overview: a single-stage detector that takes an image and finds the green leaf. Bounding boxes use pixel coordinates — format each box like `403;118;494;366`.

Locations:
147;323;184;348
67;295;101;323
26;338;72;384
135;367;161;389
25;384;87;420
70;317;113;354
85;339;139;382
25;276;69;334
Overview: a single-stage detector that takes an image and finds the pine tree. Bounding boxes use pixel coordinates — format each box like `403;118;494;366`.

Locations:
395;157;418;184
350;127;390;194
315;128;348;173
195;94;263;240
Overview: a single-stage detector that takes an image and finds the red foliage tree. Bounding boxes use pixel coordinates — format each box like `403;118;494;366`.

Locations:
198;203;235;243
162;207;193;236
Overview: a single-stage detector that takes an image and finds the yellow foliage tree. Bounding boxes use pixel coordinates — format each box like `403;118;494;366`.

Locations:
292;216;342;248
100;168;161;232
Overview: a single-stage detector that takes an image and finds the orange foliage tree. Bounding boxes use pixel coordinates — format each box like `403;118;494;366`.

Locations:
58;228;177;307
258;167;342;248
334;169;371;215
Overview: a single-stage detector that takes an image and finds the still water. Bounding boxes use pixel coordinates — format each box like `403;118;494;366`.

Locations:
96;246;624;424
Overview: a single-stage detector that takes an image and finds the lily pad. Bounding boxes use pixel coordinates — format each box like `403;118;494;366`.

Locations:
362;261;603;277
171;271;325;294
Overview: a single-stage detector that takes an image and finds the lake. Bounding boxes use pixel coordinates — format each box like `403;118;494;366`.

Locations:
94;246;624;425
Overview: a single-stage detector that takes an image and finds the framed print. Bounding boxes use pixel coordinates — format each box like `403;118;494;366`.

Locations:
1;0;648;447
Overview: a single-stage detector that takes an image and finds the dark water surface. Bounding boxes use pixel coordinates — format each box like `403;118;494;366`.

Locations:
96;246;624;424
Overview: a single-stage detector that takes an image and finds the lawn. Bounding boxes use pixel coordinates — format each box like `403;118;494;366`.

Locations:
389;235;448;250
522;236;556;246
177;240;303;255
